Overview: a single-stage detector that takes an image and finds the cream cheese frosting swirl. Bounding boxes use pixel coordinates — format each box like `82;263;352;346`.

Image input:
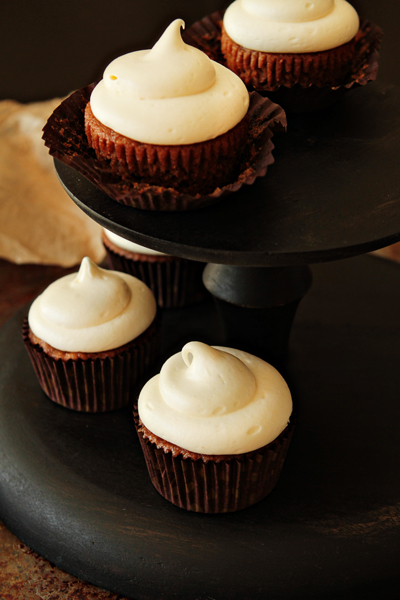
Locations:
103;228;166;257
90;19;249;145
28;257;157;352
138;341;292;455
223;0;360;53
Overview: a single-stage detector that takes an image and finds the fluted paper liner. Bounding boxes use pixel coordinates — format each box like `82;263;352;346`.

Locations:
183;11;382;112
135;413;295;513
103;234;206;308
221;26;357;87
23;317;160;412
42;86;286;210
85;102;249;195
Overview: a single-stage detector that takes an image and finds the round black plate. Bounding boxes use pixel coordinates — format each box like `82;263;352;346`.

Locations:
56;83;400;267
1;255;400;599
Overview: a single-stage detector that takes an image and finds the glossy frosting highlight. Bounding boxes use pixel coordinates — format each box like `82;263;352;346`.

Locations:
103;228;166;256
223;0;360;53
29;257;156;352
90;19;249;144
139;342;293;455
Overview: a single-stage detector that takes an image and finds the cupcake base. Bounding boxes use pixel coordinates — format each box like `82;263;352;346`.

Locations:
183;11;382;112
102;232;206;308
135;416;295;513
221;25;358;90
23;316;160;412
85;103;249;195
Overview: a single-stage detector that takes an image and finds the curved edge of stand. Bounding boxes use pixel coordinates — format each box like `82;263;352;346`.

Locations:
54;152;400;268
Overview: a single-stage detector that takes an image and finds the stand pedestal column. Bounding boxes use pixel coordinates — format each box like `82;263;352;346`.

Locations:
203;264;312;366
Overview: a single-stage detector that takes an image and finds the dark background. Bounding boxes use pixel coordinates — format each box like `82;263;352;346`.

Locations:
1;0;398;103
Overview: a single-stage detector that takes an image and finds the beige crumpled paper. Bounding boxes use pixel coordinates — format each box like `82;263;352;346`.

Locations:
0;97;105;266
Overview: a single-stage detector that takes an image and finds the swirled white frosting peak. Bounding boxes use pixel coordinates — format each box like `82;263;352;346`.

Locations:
28;257;156;352
103;19;216;99
139;342;292;455
90;19;249;145
223;0;359;53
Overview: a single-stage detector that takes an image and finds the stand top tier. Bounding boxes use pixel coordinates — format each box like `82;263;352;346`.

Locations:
56;81;400;267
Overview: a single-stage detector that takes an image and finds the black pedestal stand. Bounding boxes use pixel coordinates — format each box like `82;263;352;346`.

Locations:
1;81;400;599
53;82;400;365
203;264;312;364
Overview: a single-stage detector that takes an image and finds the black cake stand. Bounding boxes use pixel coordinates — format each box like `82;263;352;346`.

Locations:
55;81;400;363
1;81;400;600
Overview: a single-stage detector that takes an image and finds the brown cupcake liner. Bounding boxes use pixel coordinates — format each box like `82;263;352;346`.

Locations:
221;25;357;89
103;235;206;308
134;413;295;513
183;11;382;112
85;103;249;194
23;316;160;412
42;85;286;211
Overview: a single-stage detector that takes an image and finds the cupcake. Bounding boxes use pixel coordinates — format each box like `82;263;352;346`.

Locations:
85;18;250;196
102;229;206;308
23;257;159;412
221;0;361;90
43;20;287;211
136;341;294;513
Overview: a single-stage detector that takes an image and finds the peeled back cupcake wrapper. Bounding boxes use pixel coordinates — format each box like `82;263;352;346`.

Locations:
23;318;160;412
183;11;382;112
136;420;295;513
42;85;286;211
104;244;206;308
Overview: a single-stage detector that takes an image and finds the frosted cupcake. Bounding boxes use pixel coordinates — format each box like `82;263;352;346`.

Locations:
102;229;206;308
221;0;361;89
85;19;250;196
136;341;294;512
23;257;159;412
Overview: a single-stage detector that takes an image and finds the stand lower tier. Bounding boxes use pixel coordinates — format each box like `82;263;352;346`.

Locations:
0;255;400;599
